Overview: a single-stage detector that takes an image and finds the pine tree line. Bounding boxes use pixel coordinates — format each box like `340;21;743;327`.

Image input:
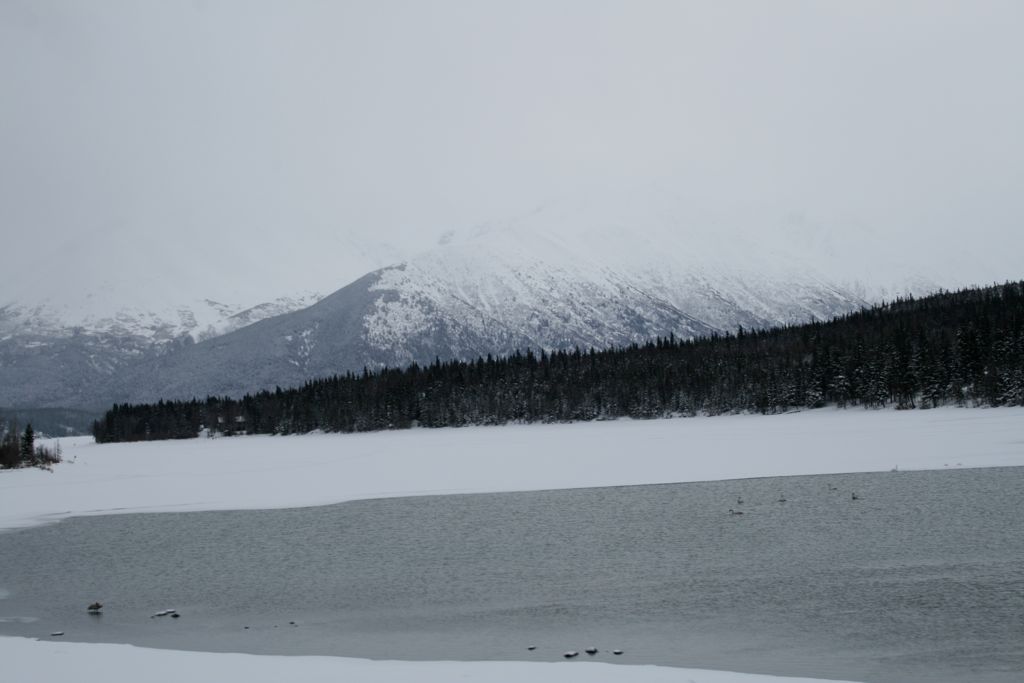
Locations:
93;281;1024;443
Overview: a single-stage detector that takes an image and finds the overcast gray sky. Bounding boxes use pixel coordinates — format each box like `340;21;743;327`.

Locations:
2;0;1022;302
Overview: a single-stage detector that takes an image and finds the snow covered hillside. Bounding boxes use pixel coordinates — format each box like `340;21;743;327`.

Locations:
363;192;877;358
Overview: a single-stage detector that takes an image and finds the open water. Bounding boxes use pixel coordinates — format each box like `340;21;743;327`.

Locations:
2;467;1023;682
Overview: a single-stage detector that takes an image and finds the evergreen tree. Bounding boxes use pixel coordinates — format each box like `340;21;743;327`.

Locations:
21;423;35;462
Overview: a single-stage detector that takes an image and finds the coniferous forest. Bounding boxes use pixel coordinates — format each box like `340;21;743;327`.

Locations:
93;282;1024;443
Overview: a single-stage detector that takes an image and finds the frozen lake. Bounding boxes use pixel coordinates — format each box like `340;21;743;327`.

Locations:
2;466;1023;683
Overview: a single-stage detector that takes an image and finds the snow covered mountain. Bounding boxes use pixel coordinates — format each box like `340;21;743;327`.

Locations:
1;188;971;412
96;193;900;406
106;261;866;407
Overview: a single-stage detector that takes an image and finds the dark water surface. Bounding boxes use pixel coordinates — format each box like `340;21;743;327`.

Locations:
2;467;1023;682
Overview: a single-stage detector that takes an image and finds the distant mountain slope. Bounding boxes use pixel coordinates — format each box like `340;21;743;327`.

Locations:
0;294;320;411
0;228;406;412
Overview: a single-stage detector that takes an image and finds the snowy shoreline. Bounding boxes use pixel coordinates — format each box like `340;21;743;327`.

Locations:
4;407;1024;683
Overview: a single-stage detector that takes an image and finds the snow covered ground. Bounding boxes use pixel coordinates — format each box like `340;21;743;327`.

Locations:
4;407;1022;533
0;636;860;683
4;406;1023;682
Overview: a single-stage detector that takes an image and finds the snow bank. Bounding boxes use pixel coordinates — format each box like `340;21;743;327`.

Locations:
4;407;1022;683
0;637;860;683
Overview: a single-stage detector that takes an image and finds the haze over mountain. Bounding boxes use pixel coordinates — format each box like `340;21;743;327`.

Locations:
0;181;996;343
